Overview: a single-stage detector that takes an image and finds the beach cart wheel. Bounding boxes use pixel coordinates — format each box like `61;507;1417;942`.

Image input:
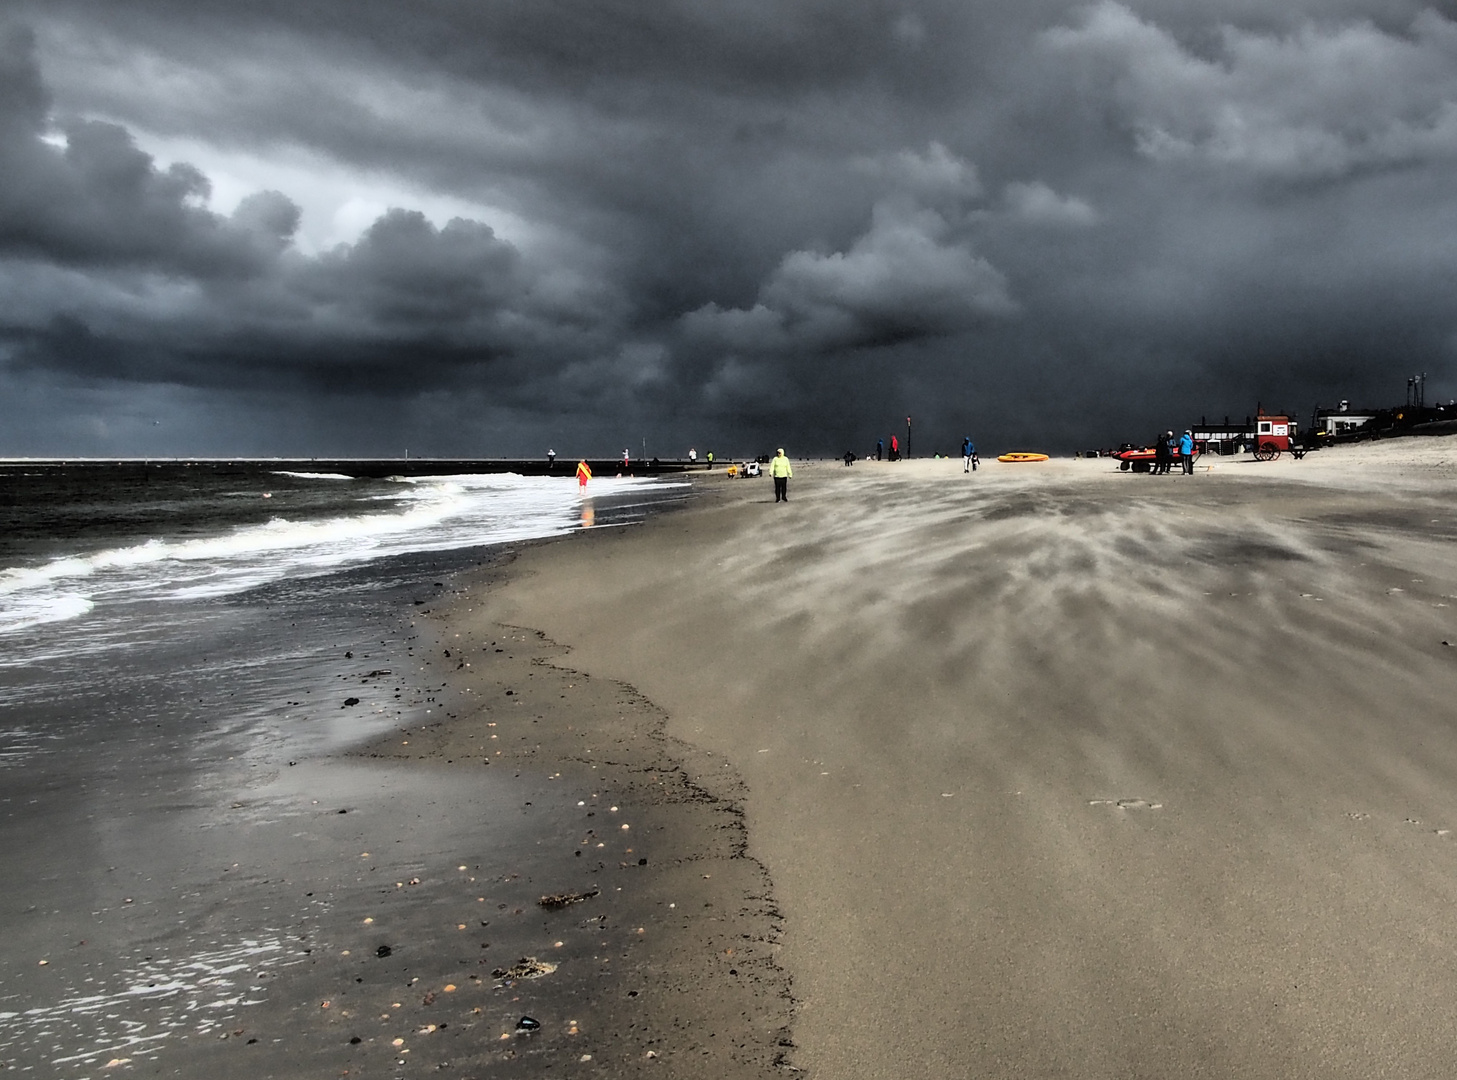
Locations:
1255;441;1281;462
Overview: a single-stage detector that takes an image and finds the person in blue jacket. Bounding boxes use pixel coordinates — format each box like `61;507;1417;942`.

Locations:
962;436;977;473
1179;429;1195;474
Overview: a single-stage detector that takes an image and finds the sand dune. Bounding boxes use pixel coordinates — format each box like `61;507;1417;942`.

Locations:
479;442;1457;1078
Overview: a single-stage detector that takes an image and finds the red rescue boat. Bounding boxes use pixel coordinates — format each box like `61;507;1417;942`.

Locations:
1112;442;1195;472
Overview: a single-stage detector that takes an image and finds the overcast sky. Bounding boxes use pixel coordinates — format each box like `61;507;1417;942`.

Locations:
2;0;1455;457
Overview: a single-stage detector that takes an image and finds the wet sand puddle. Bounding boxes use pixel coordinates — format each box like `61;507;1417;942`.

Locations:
0;726;64;766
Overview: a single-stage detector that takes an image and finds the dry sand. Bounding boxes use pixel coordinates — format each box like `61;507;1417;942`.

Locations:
460;437;1457;1078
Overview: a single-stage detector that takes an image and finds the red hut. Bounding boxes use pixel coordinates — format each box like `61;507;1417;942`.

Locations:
1253;409;1297;460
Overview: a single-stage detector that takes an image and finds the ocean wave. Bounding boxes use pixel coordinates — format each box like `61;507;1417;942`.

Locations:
0;472;681;639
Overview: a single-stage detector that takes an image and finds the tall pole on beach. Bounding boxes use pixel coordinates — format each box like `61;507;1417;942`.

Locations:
905;416;912;460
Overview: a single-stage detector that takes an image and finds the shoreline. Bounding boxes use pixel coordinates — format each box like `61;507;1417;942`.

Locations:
348;548;798;1077
2;476;770;1079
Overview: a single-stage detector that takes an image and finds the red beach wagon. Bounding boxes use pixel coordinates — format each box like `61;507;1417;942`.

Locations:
1252;410;1296;460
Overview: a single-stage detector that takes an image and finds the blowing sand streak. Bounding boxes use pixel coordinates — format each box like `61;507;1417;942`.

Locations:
478;446;1457;1079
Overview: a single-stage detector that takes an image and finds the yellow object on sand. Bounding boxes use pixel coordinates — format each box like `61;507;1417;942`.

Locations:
996;452;1050;463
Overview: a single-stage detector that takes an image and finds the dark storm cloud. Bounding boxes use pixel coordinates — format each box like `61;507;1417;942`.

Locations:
0;28;288;278
0;24;622;402
1;1;1456;455
681;146;1014;358
1040;3;1457;181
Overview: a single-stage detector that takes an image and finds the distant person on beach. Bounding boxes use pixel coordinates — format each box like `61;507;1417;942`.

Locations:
876;439;884;461
843;451;856;466
689;448;697;463
771;448;793;502
1153;432;1171;475
1164;430;1177;474
576;460;591;490
890;434;900;462
1179;430;1195;474
547;448;556;466
962;436;977;473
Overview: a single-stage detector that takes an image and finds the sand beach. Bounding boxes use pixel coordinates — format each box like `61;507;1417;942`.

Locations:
454;436;1457;1078
11;442;1457;1078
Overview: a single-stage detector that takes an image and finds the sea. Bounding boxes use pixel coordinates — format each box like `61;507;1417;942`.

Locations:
0;462;691;1075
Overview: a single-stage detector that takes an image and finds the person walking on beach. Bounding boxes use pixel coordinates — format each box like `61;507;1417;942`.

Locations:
688;447;697;463
547;448;556;467
876;438;884;461
889;434;900;461
576;459;591;490
962;436;977;473
770;448;793;502
1179;429;1195;474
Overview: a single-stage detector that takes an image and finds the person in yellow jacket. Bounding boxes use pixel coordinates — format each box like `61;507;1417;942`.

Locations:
770;448;792;503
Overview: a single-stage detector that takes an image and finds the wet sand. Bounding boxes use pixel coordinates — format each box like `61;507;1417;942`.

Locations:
2;547;790;1080
467;439;1457;1078
348;610;794;1078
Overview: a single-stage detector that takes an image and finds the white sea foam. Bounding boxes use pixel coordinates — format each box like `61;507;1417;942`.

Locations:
270;470;355;480
0;590;95;633
0;473;685;641
0;935;303;1069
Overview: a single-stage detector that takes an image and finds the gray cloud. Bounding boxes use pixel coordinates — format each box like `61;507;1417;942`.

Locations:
1001;181;1099;227
0;25;624;401
683;143;1014;360
0;28;291;278
0;2;1455;456
1042;2;1457;181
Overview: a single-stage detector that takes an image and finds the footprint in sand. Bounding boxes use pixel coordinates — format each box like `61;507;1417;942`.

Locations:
1089;798;1163;811
1401;817;1455;837
1347;812;1452;838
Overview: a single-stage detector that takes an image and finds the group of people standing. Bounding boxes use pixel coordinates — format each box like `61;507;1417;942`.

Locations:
1153;429;1196;475
871;434;979;470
